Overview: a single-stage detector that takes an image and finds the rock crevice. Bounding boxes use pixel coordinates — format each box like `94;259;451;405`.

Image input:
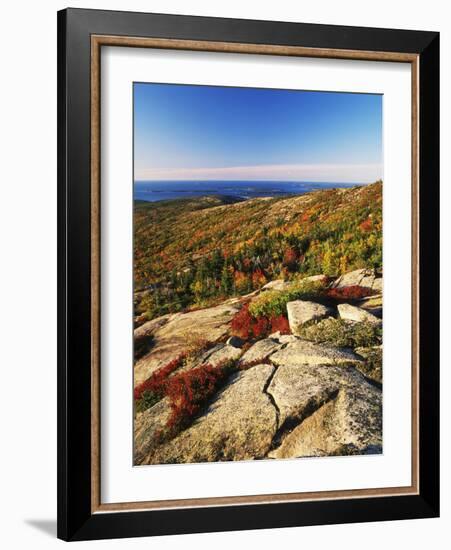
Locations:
266;384;340;454
267;364;382;459
262;365;280;431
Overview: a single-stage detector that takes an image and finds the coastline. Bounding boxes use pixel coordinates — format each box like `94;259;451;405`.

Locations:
133;180;363;203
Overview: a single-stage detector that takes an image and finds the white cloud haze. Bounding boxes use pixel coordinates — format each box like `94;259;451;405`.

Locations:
135;163;382;183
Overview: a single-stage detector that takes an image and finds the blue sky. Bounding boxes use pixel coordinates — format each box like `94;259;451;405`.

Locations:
134;83;382;183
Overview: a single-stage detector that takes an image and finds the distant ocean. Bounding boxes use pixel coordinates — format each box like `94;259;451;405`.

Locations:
134;180;359;202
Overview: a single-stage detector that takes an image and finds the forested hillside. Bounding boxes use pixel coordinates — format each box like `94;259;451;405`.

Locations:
134;182;382;321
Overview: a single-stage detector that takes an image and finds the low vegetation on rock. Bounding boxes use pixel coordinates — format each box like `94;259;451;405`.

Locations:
296;317;382;348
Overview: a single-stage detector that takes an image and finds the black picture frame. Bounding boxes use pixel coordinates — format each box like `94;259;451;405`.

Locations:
57;7;439;541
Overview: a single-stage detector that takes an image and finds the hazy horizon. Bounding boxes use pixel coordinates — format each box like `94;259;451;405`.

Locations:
133;178;373;183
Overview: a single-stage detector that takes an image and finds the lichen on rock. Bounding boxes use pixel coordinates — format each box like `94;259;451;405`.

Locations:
267;364;382;458
269;339;364;368
287;300;331;335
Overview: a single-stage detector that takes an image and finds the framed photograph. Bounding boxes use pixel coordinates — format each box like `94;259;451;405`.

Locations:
57;8;439;541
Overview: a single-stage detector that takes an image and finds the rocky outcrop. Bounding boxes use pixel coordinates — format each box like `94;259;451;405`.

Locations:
199;343;243;367
261;279;293;292
270;340;364;368
171;342;244;375
354;346;383;384
239;338;283;365
267;364;342;428
269;332;298;344
300;274;329;284
278;334;298;344
134;397;172;464
136;359;382;464
337;303;382;325
134;303;240;387
134;313;174;340
372;278;383;293
267;364;382;458
287;300;331;334
133;265;384;465
358;294;383;317
332;268;382;291
145;364;278;464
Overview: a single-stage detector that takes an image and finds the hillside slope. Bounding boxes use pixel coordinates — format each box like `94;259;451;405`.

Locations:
134;181;382;322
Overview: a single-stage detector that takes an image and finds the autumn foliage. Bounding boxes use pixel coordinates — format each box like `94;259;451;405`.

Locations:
135;355;234;439
164;362;232;430
269;314;291;334
252;268;267;288
231;304;266;339
134;182;382;323
133;353;187;401
359;217;373;232
324;285;376;301
282;246;299;271
233;270;250;292
230;304;290;340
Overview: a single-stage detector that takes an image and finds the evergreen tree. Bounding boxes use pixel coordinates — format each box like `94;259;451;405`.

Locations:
210;249;224;278
220;263;233;295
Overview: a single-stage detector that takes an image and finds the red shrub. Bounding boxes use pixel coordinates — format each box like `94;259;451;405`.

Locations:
133;353;186;401
324;285;375;301
252;316;270;338
359;217;373;232
282;247;299;271
231;304;253;339
135;353;235;440
231;306;292;340
165;362;231;430
270;315;291;334
252;269;267;288
231;304;270;340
